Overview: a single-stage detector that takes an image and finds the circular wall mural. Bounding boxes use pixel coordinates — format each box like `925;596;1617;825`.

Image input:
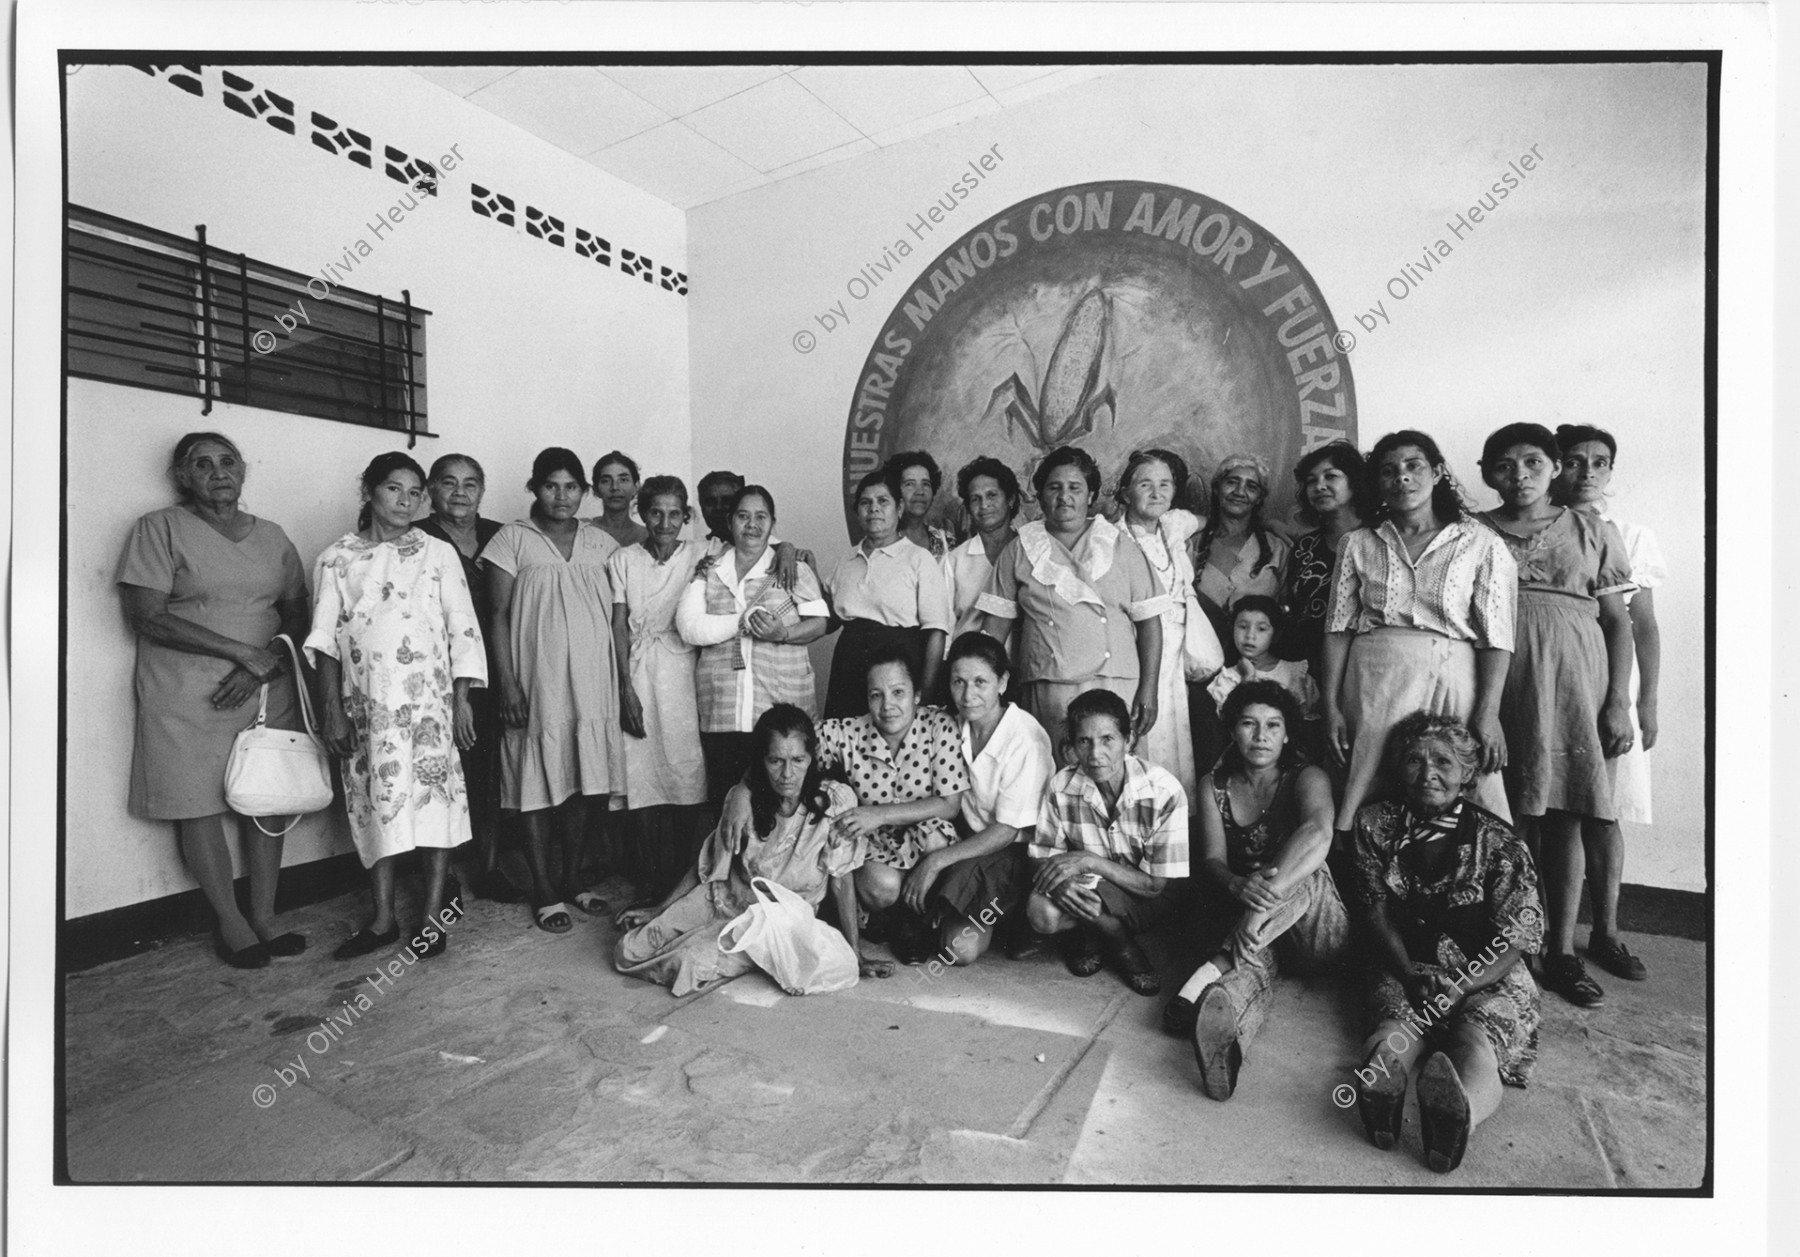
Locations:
841;179;1357;536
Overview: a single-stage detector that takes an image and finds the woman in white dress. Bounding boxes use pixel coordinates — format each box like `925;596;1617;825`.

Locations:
309;452;487;960
604;475;709;897
1115;449;1212;803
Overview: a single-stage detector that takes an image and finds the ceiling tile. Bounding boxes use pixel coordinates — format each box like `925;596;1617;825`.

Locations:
598;65;789;118
586;121;766;210
790;65;988;135
683;75;865;172
466;67;671;157
761;136;880;183
409;66;521;98
869;95;1003;149
966;64;1070;95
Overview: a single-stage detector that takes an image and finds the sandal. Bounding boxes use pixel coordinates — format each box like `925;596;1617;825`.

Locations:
572;890;608;917
333;925;400;961
1063;928;1104;978
534;903;574;934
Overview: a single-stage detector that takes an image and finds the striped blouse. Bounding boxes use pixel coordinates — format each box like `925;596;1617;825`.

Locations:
675;547;830;732
1324;517;1517;652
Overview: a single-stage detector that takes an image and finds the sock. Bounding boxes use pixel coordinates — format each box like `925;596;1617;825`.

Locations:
1177;960;1224;1003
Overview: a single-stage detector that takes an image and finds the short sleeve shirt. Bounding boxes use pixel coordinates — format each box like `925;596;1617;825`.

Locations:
1031;755;1190;878
827;537;953;633
960;703;1056;837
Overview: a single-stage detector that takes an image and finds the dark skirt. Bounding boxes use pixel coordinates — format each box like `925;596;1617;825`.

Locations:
458;684;503;836
825;620;928;719
933;844;1029;925
701;732;757;804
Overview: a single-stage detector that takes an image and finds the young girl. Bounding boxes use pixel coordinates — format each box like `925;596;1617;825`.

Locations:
309;453;488;960
1477;423;1634;1010
602;475;709;897
1206;596;1320;717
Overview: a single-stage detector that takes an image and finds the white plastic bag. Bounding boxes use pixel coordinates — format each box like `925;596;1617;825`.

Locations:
1182;594;1226;681
718;876;859;995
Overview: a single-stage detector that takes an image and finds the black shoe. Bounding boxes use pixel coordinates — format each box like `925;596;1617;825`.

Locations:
1355;1050;1407;1151
215;935;271;970
1586;934;1648;981
889;910;938;965
259;931;308;957
473;868;527;904
333;925;400;960
1161;995;1199;1038
1416;1051;1471;1173
1005;924;1051;961
1190;983;1241;1101
1063;928;1104;977
415;923;449;960
1542;953;1606;1008
861;909;892;945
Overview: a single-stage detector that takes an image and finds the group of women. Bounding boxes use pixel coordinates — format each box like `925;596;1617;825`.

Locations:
117;420;1665;1174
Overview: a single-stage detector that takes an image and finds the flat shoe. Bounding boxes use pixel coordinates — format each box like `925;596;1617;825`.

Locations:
572;890;608;917
1190;983;1241;1101
259;931;308;957
1355;1050;1407;1150
1005;926;1051;961
1105;936;1161;996
215;936;271;970
1063;929;1104;978
1416;1051;1471;1173
1161;995;1199;1038
1586;934;1647;981
1542;953;1606;1008
332;925;400;961
414;922;449;960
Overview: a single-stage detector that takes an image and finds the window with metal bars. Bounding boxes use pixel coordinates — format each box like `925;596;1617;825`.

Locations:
66;205;430;441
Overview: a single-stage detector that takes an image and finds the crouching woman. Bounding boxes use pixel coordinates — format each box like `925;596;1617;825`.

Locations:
614;703;885;995
1349;711;1545;1174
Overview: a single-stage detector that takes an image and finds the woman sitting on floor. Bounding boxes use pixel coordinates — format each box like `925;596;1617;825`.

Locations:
614;703;884;995
1348;711;1545;1174
1164;680;1348;1100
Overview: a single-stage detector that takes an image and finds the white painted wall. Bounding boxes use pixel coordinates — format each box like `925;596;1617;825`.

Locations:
686;63;1707;892
65;65;690;917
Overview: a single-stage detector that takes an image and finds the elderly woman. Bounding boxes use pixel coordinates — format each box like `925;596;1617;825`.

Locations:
591;450;649;548
1281;440;1368;670
1116;447;1209;801
1164;680;1348;1100
117;432;311;968
1320;430;1516;836
417;453;522;904
885;449;957;558
1348;712;1545;1174
614;703;881;994
1553;423;1663;986
605;474;709;893
676;484;831;801
976;444;1166;757
823;467;952;717
483;448;626;935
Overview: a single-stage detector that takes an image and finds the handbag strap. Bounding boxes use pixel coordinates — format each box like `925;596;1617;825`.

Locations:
254;634;319;738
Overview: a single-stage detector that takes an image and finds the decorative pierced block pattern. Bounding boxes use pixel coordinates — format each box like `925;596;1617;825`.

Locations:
470;184;515;227
575;229;612;266
525;207;565;247
620;249;655;283
133;62;204;96
659;266;688;295
384;146;440;196
221;72;295;134
310;112;372;168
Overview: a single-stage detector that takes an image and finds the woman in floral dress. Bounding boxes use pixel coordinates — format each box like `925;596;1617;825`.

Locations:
309;452;487;960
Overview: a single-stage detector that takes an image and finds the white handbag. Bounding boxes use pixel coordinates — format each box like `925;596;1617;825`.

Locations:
223;634;334;835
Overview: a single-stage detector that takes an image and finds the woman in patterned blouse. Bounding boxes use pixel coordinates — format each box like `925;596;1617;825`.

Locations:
1280;440;1368;671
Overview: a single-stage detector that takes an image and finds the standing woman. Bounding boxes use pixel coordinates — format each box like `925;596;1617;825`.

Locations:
1281;441;1368;670
482;448;626;935
309;453;487;959
1190;454;1291;657
976;445;1166;756
591;450;649;548
885;450;956;558
1553;423;1663;983
1477;424;1635;1009
676;484;832;801
942;456;1022;645
1116;448;1206;802
605;475;710;893
823;467;953;717
417;454;523;904
1320;431;1516;837
117;432;312;968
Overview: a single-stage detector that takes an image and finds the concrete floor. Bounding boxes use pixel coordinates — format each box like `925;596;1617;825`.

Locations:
61;880;1708;1187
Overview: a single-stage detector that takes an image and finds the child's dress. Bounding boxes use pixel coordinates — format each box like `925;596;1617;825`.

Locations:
1206;656;1321;718
1478;509;1633;820
305;529;488;867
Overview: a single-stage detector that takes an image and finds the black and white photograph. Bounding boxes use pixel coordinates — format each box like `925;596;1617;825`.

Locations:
7;0;1784;1251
